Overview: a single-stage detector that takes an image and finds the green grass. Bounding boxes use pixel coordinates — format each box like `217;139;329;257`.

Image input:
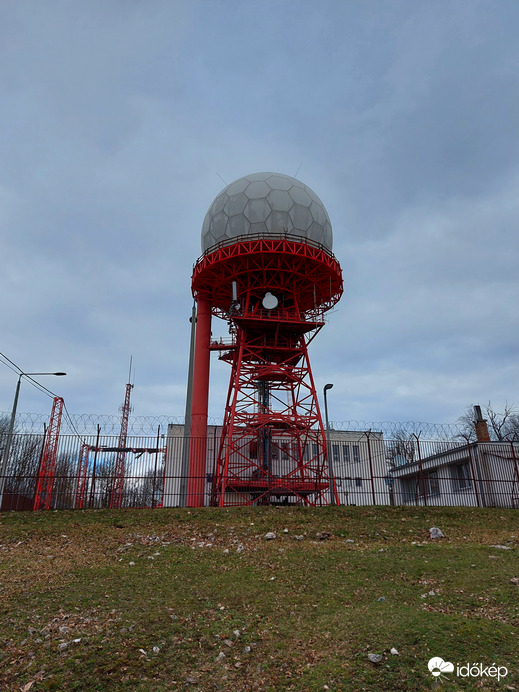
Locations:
0;506;518;691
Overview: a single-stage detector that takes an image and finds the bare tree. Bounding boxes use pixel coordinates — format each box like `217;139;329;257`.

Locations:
386;430;417;469
457;402;519;442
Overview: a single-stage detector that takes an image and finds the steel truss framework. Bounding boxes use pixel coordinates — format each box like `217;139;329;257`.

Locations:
110;382;133;509
75;443;90;509
33;397;64;510
75;443;167;510
193;236;343;507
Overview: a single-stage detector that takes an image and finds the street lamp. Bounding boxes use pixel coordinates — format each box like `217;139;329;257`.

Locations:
0;372;66;507
323;383;335;505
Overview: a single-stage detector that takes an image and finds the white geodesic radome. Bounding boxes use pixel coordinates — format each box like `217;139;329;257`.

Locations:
201;172;333;253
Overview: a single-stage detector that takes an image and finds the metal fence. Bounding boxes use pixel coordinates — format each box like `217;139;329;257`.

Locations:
1;431;518;511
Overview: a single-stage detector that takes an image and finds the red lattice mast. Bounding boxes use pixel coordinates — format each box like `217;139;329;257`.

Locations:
75;443;90;509
190;236;343;507
110;379;134;509
33;396;64;510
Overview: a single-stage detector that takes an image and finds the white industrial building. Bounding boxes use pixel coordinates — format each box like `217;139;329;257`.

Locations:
163;425;391;507
390;441;519;508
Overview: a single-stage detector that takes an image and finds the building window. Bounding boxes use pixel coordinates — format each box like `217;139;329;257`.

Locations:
343;476;353;488
420;469;440;497
312;443;318;459
452;462;472;491
342;445;350;463
355;477;362;487
332;445;340;463
402;471;440;501
281;443;289;461
353;445;360;463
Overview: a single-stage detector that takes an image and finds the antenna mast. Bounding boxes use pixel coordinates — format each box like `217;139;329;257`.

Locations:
110;358;134;508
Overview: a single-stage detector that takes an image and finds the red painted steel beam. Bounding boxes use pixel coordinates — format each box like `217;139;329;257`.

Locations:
192;238;343;316
187;297;211;507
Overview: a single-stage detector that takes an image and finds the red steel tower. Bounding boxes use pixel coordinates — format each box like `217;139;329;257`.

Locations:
33;396;64;510
110;373;134;509
187;173;342;507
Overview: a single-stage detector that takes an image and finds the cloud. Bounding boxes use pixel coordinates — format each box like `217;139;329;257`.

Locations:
1;1;518;430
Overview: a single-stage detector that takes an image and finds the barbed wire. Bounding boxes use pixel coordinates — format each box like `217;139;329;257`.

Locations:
330;420;463;439
1;410;464;439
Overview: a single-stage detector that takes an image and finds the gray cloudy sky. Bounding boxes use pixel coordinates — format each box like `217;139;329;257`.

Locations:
1;0;518;427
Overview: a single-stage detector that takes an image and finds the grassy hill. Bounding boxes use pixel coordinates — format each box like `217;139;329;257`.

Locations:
0;506;517;691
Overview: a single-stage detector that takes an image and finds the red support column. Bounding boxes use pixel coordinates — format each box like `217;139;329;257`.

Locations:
187;297;211;507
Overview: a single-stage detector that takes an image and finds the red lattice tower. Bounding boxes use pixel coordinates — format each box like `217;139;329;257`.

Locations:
75;443;90;509
33;396;64;510
110;381;133;509
187;173;343;507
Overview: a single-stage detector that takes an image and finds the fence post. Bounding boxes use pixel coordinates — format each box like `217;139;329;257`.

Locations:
89;425;101;508
151;425;160;508
463;435;481;508
509;441;519;508
365;430;376;505
413;434;426;506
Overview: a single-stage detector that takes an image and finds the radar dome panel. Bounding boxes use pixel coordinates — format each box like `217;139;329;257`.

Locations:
201;172;333;252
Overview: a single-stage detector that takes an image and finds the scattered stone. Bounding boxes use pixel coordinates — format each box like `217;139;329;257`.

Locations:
377;597;386;602
283;528;289;533
510;577;519;585
58;642;68;651
243;645;252;654
138;648;147;656
264;532;276;540
491;544;512;550
129;562;135;566
215;651;226;662
390;647;399;655
345;539;354;543
428;590;436;596
28;627;37;635
368;653;382;664
186;676;197;684
316;532;331;541
224;639;233;647
295;535;304;541
152;646;160;654
236;544;244;553
429;527;445;539
223;549;229;554
233;629;241;637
